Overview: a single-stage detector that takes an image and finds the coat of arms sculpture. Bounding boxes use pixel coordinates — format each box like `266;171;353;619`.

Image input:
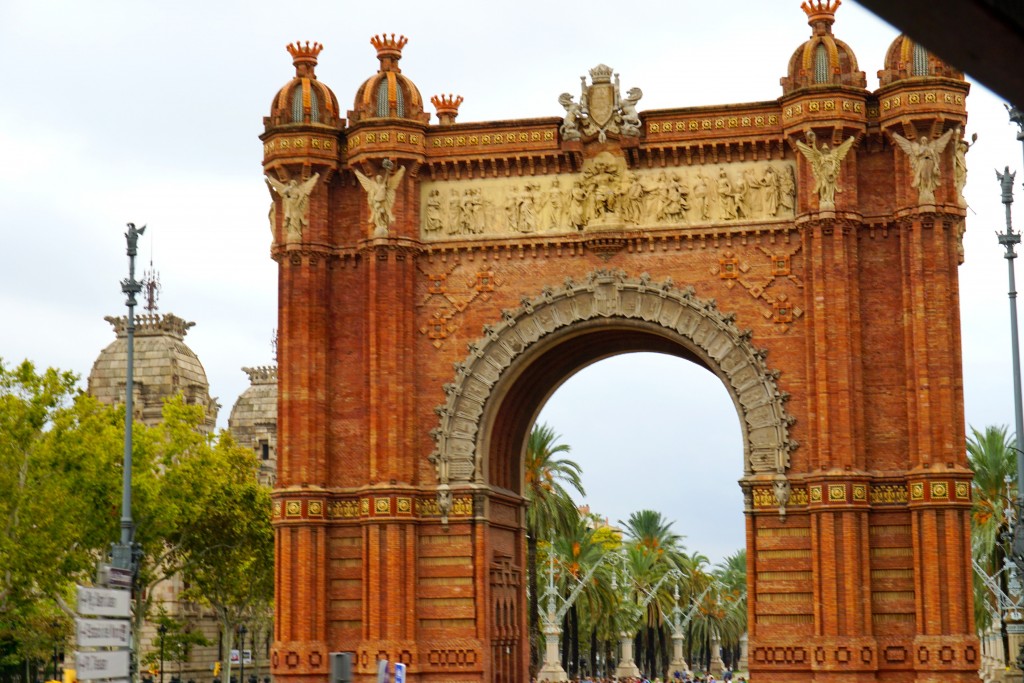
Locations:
559;64;642;142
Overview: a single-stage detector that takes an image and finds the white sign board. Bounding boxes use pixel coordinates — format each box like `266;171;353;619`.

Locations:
77;586;131;618
243;650;252;665
76;618;131;648
76;651;130;680
230;650;240;664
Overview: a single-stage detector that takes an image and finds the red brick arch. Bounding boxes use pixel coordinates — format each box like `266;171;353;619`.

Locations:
266;30;978;683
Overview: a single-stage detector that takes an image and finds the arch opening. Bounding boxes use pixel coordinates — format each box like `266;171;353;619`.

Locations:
430;270;796;518
535;352;745;552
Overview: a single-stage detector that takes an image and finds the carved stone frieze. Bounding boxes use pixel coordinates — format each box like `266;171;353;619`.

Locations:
428;270;797;509
419;152;797;239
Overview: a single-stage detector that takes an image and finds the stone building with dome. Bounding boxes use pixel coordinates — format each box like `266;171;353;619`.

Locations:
88;313;220;431
229;366;279;487
259;2;982;682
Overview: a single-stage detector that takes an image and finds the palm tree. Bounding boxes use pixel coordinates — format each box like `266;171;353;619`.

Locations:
714;549;747;670
967;425;1016;639
549;514;613;677
525;423;585;672
675;550;713;672
620;511;685;677
622;509;684;564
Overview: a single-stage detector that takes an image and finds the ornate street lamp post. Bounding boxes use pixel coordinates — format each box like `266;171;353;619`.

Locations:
112;222;146;683
999;106;1024;673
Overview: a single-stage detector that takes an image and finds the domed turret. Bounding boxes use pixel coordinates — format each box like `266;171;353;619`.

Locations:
87;313;219;431
228;366;278;487
781;0;866;94
349;34;429;124
878;34;964;86
266;41;341;128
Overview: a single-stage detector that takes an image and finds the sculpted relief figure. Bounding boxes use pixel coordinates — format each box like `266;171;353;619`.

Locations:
780;165;797;213
692;175;711;221
539;179;564;231
266;172;320;242
355;160;406;237
891;128;955;205
622;173;645;224
953;127;977;207
717;169;738;220
569;181;587;230
761;166;781;216
424;189;443;233
795;130;856;209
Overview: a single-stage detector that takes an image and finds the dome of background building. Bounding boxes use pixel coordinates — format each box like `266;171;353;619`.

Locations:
87;313;219;431
265;41;341;128
781;0;866;95
228;365;278;486
349;33;429;124
877;33;964;87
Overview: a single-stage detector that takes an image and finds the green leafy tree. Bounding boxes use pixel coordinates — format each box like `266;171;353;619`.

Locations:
525;423;585;671
714;549;747;669
0;360;124;663
140;612;211;676
0;360;274;680
170;431;274;683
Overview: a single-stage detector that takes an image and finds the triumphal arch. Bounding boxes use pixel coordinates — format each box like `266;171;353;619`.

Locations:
262;3;977;682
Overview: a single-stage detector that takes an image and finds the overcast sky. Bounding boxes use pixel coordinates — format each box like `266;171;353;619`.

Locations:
1;1;1017;565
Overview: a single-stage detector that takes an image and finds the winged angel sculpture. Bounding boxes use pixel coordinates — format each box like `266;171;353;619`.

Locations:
794;131;856;209
891;128;956;204
266;173;320;242
355;160;406;237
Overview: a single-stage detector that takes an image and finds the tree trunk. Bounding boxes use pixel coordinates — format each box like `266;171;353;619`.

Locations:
647;625;656;678
569;604;579;677
561;610;570;672
590;628;598;676
659;624;668;678
527;532;539;671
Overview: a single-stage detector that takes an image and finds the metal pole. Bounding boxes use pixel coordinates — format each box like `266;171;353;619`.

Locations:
117;222;145;556
997;167;1024;566
112;222;145;683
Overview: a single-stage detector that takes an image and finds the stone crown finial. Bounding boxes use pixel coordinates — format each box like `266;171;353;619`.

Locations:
801;0;839;30
589;64;614;84
287;41;323;76
371;33;408;71
431;93;463;125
